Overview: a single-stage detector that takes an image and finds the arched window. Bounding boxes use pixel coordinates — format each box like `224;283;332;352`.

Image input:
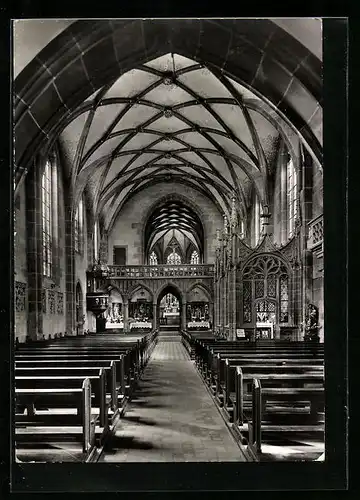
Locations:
149;251;158;265
242;255;290;324
253;195;261;246
287;156;298;238
190;250;199;264
94;221;99;261
74;196;84;253
42;159;53;277
167;249;181;265
240;220;245;238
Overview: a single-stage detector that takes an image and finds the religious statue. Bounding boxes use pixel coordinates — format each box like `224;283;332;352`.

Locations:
304;303;320;342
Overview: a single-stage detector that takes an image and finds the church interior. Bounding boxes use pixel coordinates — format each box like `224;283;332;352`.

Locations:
13;18;325;466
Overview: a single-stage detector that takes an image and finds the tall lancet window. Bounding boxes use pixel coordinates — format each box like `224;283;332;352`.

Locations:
240;220;245;238
42;159;53;277
287;156;298;238
190;250;199;264
149;251;158;265
254;195;261;246
74;196;84;253
94;221;99;261
167;248;181;265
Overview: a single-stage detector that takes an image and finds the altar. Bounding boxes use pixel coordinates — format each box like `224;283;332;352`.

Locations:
130;321;152;329
105;321;124;329
255;321;274;339
188;321;210;330
164;311;179;317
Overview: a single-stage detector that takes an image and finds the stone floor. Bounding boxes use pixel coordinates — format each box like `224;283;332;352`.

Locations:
99;339;246;462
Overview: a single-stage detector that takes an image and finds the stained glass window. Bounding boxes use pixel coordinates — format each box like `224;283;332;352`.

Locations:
280;274;289;322
240;220;245;238
149;251;158;265
42;159;52;277
190;250;199;264
94;221;99;261
255;280;265;298
254;195;261;246
267;276;276;297
256;300;276;322
242;255;290;324
167;249;181;265
243;280;252;323
74;197;84;253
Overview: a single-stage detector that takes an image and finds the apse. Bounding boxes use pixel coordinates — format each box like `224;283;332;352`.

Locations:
144;199;204;264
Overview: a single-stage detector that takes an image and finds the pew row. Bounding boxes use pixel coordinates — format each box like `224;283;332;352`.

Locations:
15;378;100;462
246;378;325;462
15;329;159;463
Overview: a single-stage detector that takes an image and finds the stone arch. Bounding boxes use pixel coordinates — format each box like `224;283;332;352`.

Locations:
14;19;321;194
153;280;184;304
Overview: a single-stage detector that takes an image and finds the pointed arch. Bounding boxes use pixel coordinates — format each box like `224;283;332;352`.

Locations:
154;281;184;304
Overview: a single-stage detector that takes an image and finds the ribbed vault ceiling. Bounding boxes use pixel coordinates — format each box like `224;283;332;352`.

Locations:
60;52;284;229
145;200;204;255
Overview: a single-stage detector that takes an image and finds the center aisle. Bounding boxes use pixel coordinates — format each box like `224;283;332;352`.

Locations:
99;337;246;462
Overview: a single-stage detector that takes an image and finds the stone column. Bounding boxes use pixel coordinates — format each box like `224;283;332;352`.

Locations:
25;162;43;341
230;266;237;340
300;147;314;339
65;197;76;336
209;301;214;330
152;302;157;329
123;300;129;333
181;302;187;330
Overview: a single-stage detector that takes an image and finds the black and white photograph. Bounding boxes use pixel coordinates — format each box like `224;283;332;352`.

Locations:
10;17;347;485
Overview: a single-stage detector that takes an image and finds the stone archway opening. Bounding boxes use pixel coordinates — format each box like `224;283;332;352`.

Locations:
156;284;184;331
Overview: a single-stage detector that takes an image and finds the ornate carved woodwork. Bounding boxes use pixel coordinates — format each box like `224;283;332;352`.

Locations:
242;254;291;326
86;292;109;315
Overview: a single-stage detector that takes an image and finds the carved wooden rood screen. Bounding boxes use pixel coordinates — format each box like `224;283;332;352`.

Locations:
242;254;290;338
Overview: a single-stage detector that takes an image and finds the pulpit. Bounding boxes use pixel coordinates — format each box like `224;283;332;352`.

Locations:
86;292;109;333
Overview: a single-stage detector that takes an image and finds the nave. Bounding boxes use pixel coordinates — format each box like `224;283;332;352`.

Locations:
15;328;324;464
99;336;245;463
13;19;328;471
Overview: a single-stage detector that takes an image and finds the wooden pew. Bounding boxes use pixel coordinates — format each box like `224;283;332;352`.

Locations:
207;353;323;396
15;369;108;428
15;377;97;460
16;364;118;413
198;346;323;381
247;377;325;461
15;359;126;403
231;364;324;425
16;340;151;379
15;350;138;383
194;340;323;370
